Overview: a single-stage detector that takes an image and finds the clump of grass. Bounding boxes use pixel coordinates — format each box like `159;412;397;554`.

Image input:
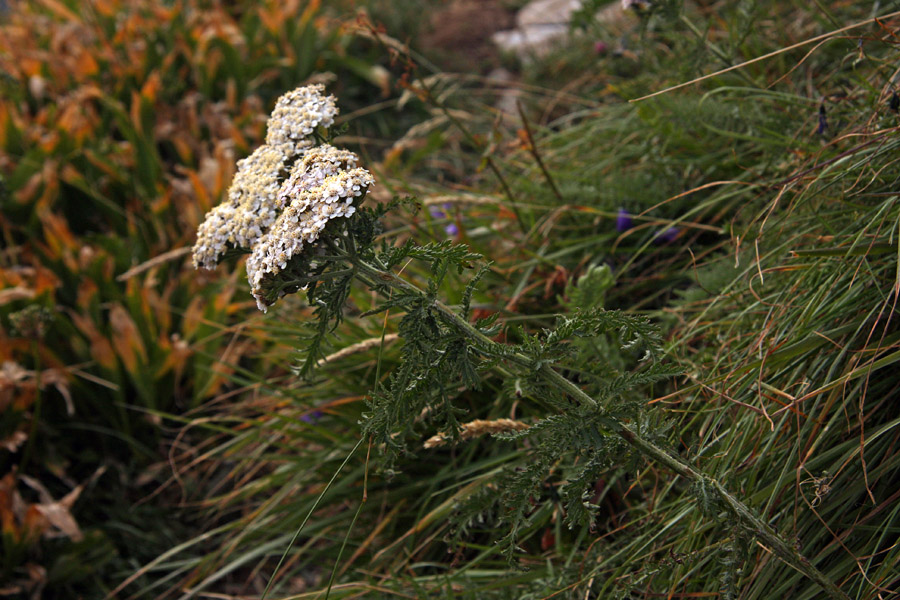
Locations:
657;104;900;598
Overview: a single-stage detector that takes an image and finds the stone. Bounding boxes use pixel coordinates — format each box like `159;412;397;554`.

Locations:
517;0;583;28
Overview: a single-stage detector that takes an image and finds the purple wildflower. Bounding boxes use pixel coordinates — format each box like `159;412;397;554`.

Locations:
429;202;459;236
616;208;633;232
655;227;680;244
301;410;324;424
594;41;609;55
817;103;827;135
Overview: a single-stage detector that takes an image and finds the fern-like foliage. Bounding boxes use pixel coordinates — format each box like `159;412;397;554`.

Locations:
292;197;414;376
287;204;682;562
358;234;495;467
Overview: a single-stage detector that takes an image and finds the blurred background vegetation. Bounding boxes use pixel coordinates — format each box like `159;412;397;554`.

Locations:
1;0;898;598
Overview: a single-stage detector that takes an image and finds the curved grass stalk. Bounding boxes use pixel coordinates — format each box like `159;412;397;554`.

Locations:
261;437;365;600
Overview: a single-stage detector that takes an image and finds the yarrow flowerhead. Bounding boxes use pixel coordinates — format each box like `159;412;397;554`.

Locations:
266;84;338;155
246;145;374;309
192;85;374;312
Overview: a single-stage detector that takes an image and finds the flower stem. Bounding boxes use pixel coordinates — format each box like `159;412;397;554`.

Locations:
348;255;848;600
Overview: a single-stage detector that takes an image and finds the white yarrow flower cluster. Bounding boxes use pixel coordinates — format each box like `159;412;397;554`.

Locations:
246;145;374;311
266;85;338;156
192;85;374;312
193;145;290;270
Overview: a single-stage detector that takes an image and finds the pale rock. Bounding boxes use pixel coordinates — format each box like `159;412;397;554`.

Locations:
517;0;583;27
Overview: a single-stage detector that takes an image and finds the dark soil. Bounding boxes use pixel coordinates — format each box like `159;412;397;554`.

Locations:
418;0;516;72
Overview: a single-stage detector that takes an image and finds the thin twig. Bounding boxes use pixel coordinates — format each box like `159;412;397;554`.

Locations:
116;246;192;281
516;100;564;203
424;81;528;234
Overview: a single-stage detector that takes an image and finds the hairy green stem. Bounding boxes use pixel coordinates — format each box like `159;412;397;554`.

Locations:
349;255;848;600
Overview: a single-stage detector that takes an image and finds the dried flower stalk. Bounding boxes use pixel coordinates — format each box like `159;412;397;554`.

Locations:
424;418;529;449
